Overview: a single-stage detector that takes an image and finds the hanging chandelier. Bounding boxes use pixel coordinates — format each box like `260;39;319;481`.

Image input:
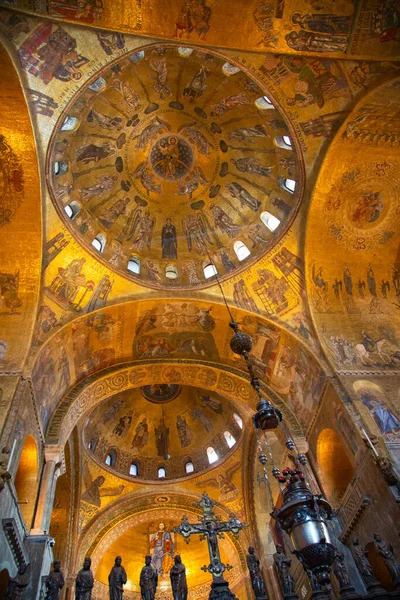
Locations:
229;320;335;586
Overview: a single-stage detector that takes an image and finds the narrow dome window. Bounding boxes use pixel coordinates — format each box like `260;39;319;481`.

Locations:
260;211;280;232
105;450;116;467
54;161;68;176
279;177;296;193
203;262;217;279
178;47;193;57
222;62;241;76
255;96;274;109
276;136;293;150
224;431;236;448
233;413;243;429
130;51;145;63
165;264;178;279
233;241;251;261
88;437;98;451
61;116;78;131
127;256;141;274
92;233;106;253
207;447;218;465
129;463;139;477
185;461;194;474
158;467;166;479
88;77;106;92
64;201;80;220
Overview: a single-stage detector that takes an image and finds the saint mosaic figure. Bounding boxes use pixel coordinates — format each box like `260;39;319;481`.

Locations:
108;556;127;600
247;546;268;599
140;555;158;600
45;561;65;600
162;217;177;259
75;557;94;600
170;554;188;600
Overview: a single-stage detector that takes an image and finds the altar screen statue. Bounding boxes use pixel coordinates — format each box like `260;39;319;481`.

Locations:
170;555;188;600
108;556;127;600
75;557;94;600
150;522;174;575
140;555;158;600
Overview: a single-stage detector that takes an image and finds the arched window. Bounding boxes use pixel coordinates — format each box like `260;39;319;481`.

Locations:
92;233;106;253
165;264;178;279
203;262;217;279
64;201;80;220
61;116;78;131
88;437;98;452
233;240;251;261
178;47;194;57
224;431;236;449
185;461;194;474
233;413;243;429
222;62;241;76
255;96;274;109
276;135;293;150
158;467;166;479
54;161;68;176
127;256;140;274
279;177;296;193
260;211;280;232
207;447;219;465
88;76;106;91
105;450;116;467
129;463;139;477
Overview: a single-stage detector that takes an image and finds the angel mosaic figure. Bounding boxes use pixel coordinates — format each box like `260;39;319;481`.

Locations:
134;117;171;150
80;462;124;508
178;123;213;155
197;463;240;497
209;204;241;238
124;208;156;251
182;212;213;253
132;162;162;194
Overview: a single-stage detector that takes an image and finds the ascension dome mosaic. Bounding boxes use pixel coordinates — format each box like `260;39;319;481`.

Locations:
47;43;304;290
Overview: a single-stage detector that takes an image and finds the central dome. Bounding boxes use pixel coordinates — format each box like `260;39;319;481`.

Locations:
47;43;303;289
84;385;243;481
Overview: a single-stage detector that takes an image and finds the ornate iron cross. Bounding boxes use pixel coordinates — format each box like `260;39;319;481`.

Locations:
174;492;246;581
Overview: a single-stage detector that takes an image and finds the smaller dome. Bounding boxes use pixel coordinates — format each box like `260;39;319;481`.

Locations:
84;385;243;481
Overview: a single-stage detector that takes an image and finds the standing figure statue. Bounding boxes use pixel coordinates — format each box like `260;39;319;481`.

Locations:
246;547;268;599
351;537;380;590
170;554;188;600
75;557;94;600
140;555;158;600
5;564;30;600
333;551;352;590
45;561;65;600
373;534;400;588
273;545;297;598
109;556;127;600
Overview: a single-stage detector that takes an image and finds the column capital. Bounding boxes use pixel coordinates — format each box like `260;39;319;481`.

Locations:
43;444;64;473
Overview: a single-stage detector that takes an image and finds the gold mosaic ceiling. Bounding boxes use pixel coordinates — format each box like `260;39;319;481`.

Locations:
47;43;303;289
84;385;243;481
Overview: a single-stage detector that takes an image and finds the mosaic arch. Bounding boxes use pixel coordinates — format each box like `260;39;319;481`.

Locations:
305;76;400;375
45;360;304;447
89;506;247;596
30;299;327;436
76;490;248;571
84;385;245;482
46;42;304;290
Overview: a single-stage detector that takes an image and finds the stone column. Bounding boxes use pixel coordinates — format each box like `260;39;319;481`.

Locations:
31;445;63;535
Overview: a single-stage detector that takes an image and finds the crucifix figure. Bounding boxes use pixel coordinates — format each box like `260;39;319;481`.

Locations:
174;492;246;600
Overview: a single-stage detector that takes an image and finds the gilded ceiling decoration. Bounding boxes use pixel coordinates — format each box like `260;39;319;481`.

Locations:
84;385;243;481
47;43;303;289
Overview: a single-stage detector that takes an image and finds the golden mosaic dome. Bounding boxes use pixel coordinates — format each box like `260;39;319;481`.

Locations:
47;43;303;289
84;385;244;481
